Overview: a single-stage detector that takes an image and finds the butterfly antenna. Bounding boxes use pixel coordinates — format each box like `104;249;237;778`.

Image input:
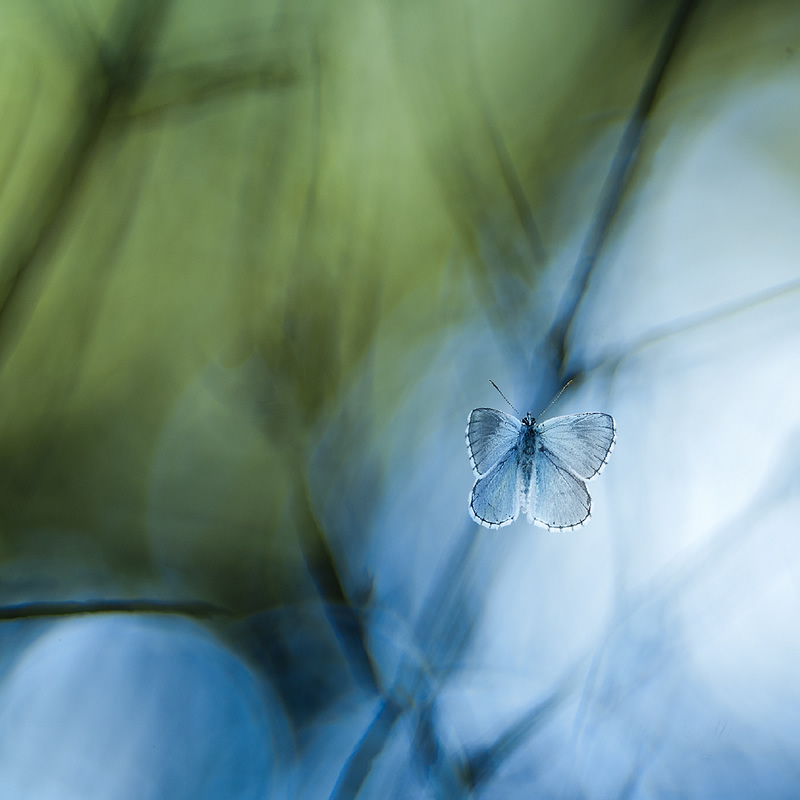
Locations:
538;379;573;418
489;380;520;415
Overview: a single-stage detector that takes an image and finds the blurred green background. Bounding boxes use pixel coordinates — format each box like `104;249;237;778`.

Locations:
0;0;798;622
0;0;679;611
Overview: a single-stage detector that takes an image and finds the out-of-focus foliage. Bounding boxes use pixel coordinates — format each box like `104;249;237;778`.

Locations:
1;0;800;797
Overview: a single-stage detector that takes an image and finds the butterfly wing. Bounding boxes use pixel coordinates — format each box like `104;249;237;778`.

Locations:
534;412;615;480
469;449;521;528
465;408;522;477
528;447;591;531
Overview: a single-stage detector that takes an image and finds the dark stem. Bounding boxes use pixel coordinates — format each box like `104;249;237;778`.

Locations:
547;0;700;377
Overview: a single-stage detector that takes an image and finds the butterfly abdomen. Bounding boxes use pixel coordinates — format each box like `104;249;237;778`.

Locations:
518;423;537;513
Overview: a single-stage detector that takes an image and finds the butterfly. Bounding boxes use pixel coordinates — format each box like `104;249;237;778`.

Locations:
465;405;615;530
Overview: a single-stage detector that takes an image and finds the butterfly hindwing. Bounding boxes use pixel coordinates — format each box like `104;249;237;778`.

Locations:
469;449;521;528
466;408;522;476
534;412;615;480
529;447;591;530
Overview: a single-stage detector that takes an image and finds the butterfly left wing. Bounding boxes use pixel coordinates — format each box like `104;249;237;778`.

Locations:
528;447;591;531
469;449;521;528
466;408;522;477
534;412;615;480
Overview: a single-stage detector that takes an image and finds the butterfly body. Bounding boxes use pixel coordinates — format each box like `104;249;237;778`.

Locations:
465;407;615;530
516;417;537;517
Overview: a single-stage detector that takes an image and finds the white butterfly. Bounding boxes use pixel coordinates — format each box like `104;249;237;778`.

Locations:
465;406;615;530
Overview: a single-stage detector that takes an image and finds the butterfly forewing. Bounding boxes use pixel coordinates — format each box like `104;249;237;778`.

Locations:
534;412;615;480
469;450;521;528
466;408;523;476
529;448;591;530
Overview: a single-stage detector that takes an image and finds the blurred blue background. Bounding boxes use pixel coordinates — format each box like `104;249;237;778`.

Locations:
1;0;800;797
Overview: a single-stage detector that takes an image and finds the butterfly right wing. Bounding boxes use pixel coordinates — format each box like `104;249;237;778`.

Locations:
535;412;615;480
469;448;521;528
465;408;523;477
